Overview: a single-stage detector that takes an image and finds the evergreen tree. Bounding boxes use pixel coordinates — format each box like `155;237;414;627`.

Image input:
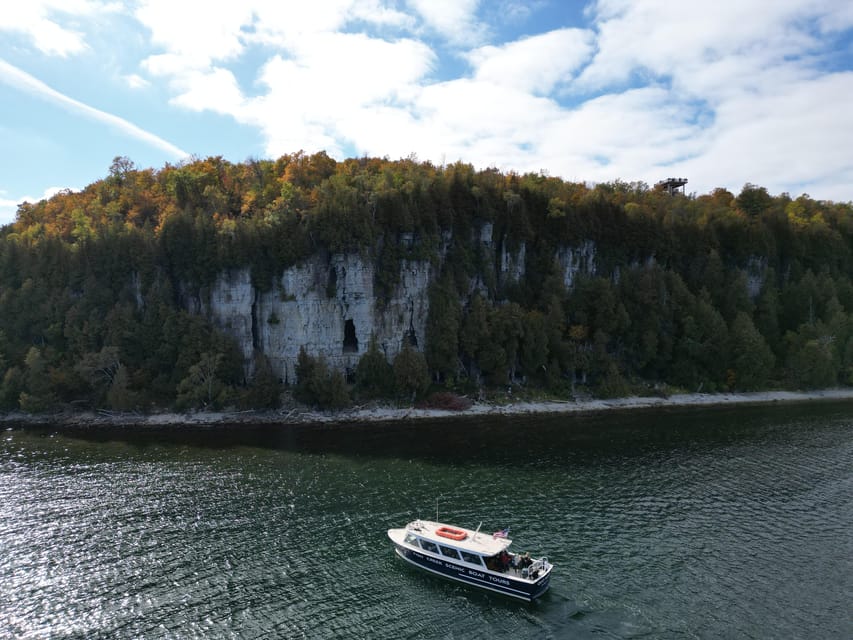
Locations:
785;326;838;389
520;310;549;382
19;347;56;413
460;294;491;382
754;279;782;356
0;330;7;392
729;312;775;390
355;337;394;399
424;276;461;381
294;347;320;406
294;348;350;409
323;370;351;410
1;367;24;411
393;342;430;401
491;303;525;382
241;353;282;409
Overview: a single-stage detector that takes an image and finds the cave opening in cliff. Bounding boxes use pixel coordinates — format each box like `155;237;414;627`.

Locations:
343;319;359;353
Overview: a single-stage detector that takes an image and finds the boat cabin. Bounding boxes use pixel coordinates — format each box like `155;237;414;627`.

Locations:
402;520;544;580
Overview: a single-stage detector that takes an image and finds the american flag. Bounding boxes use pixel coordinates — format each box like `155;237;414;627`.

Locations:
492;527;510;539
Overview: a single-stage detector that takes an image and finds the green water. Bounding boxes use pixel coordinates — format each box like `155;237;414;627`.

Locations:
1;403;851;639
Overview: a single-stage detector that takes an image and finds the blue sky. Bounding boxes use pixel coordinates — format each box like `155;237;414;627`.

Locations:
1;0;853;226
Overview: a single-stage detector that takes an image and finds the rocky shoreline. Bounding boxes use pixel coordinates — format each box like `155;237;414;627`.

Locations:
3;388;853;430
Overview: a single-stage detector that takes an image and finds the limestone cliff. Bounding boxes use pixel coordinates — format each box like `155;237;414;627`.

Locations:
203;237;597;382
207;254;432;383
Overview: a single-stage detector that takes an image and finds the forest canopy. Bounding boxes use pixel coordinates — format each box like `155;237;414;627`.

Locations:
2;152;853;412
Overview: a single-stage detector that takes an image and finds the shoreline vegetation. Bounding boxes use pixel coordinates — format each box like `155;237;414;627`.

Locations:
5;155;853;420
3;388;853;430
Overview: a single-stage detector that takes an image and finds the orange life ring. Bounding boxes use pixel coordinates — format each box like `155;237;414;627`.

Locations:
435;526;467;541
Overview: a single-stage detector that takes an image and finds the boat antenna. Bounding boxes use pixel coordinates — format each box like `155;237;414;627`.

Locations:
474;521;482;540
436;495;441;522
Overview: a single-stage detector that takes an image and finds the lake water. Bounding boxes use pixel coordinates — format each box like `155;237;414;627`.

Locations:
1;403;851;639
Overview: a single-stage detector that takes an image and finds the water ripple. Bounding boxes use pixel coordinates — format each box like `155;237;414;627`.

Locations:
1;405;851;638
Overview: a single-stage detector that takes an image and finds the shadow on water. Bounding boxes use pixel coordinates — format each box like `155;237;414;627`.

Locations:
23;399;853;467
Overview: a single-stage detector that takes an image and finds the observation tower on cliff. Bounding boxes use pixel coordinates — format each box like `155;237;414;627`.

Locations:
655;177;688;195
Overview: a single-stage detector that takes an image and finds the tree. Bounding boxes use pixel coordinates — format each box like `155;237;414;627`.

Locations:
294;348;350;409
393;342;430;401
19;346;56;413
75;346;123;407
241;353;282;409
355;337;394;399
670;293;729;390
176;352;229;409
106;364;135;411
491;303;525;382
460;294;491;382
1;367;24;411
0;329;7;385
719;270;753;323
520;310;548;382
785;325;838;389
323;370;351;410
729;312;775;390
424;276;461;381
754;278;782;356
736;183;772;217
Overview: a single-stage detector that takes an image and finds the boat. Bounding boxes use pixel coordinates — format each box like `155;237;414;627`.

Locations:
387;519;553;601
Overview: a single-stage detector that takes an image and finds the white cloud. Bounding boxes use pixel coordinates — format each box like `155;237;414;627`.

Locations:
467;28;594;94
5;0;852;208
248;1;396;45
817;2;853;32
0;58;188;158
135;0;252;66
135;0;417;68
405;0;484;44
563;0;853;198
244;32;435;157
124;73;149;89
679;71;853;198
0;1;101;56
578;0;826;92
169;67;245;115
135;1;435;153
129;0;852;204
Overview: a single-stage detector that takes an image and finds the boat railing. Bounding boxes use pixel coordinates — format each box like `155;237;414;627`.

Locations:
522;557;550;578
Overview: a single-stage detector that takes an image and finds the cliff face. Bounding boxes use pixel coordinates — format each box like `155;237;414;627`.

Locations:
556;241;597;288
207;254;432;383
204;238;598;382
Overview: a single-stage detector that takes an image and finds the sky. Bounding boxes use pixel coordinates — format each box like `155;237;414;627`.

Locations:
1;1;853;226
